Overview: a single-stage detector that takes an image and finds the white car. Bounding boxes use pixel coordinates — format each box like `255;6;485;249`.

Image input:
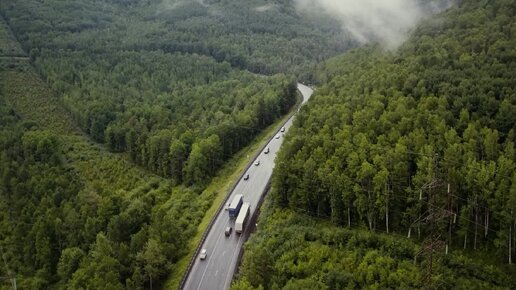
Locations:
275;134;280;139
199;249;207;260
264;147;270;154
254;160;260;166
281;127;285;132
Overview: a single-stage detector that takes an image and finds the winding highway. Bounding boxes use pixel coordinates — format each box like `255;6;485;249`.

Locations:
181;83;314;290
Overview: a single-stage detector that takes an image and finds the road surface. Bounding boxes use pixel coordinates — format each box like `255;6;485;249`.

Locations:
182;83;314;290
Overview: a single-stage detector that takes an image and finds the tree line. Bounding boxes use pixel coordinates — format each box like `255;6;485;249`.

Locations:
232;206;514;289
233;1;516;288
0;75;207;289
37;49;297;185
1;0;305;184
268;0;515;280
0;0;355;81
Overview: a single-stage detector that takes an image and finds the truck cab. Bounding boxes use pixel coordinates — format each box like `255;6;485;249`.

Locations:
228;194;243;218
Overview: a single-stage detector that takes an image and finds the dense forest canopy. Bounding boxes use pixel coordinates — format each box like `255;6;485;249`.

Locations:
235;0;516;289
233;204;514;289
0;0;357;185
1;0;354;77
0;0;357;289
0;60;214;289
2;0;516;289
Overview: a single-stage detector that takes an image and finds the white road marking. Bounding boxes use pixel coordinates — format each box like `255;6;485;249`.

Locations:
197;224;228;290
223;234;242;290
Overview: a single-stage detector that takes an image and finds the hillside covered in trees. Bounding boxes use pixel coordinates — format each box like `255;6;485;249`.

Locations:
0;0;315;185
235;0;516;289
0;0;355;289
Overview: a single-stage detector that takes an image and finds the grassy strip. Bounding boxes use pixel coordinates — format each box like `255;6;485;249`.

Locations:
0;69;160;194
0;15;159;192
165;88;303;290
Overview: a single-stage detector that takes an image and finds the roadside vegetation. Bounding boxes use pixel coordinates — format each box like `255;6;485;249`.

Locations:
234;200;514;289
234;0;516;289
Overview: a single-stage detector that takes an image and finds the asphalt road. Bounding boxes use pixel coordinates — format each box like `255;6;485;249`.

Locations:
182;83;314;290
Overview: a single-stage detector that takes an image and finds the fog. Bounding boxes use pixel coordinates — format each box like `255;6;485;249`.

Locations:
295;0;455;49
160;0;208;10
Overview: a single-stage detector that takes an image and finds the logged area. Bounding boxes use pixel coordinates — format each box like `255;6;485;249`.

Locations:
235;0;516;289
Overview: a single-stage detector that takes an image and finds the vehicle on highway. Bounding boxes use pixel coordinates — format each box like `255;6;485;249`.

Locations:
243;173;249;180
264;147;270;154
275;134;280;139
228;194;243;218
199;249;207;260
281;126;285;132
235;203;251;234
224;202;230;211
254;160;260;166
225;226;232;237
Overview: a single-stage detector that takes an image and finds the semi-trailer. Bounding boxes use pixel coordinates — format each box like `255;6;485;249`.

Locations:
228;194;243;219
235;203;250;234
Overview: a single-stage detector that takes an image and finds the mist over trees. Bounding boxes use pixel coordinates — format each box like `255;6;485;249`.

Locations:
294;0;456;48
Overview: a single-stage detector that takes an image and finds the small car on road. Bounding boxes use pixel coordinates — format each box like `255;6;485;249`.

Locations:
264;147;270;154
254;160;260;166
199;249;207;260
281;126;285;132
275;134;280;139
243;173;250;180
225;226;232;237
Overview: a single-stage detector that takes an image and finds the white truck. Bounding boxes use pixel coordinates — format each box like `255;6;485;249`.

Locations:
235;203;250;234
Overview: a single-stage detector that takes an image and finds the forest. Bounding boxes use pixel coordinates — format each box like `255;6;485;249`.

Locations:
1;0;353;80
2;0;515;289
0;0;356;186
234;0;516;289
0;0;317;185
0;59;209;289
0;0;355;289
38;48;298;185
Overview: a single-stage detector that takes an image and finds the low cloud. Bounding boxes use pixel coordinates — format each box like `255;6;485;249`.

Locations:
295;0;455;49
